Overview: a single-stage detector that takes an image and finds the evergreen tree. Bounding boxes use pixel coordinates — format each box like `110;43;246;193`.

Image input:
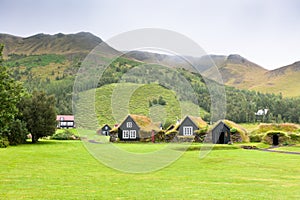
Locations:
19;91;57;143
0;44;24;136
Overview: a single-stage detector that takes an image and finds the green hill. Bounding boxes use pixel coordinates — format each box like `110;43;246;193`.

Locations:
76;83;208;129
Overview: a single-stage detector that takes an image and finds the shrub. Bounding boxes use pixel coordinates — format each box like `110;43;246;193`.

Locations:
0;137;9;148
165;130;178;142
6;120;28;145
194;129;208;142
230;128;237;133
249;134;263;142
51;129;79;140
154;130;165;142
289;133;300;143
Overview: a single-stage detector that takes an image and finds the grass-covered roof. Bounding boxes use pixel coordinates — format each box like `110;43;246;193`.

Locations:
110;114;160;134
251;123;300;134
210;120;249;142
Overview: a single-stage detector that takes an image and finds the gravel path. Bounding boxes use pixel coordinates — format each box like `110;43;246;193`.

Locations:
242;145;300;155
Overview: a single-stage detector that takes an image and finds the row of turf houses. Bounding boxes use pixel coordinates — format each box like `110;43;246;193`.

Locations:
100;114;249;144
57;114;300;145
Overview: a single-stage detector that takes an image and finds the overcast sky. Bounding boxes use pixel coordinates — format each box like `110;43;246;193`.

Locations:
1;0;299;69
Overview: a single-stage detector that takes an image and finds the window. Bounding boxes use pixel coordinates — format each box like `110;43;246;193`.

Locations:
129;130;136;139
126;122;132;128
60;117;64;121
123;130;129;139
183;126;193;136
60;122;67;126
67;122;74;127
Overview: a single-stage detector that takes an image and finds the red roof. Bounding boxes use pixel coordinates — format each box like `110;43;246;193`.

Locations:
56;115;74;121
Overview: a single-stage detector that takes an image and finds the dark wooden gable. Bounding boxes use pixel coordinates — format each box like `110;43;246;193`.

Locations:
178;116;199;136
212;121;231;144
101;124;111;136
118;115;140;141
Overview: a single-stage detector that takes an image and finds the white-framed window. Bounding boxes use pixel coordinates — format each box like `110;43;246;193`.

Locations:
130;130;136;139
60;122;67;126
67;122;74;127
126;122;132;128
123;130;130;139
183;126;193;136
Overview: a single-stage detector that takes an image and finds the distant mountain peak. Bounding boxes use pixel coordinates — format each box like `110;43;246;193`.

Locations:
226;54;248;64
0;32;103;56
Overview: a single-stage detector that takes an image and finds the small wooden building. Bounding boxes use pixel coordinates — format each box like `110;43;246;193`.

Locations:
209;120;249;144
177;116;207;136
110;114;160;141
165;116;208;142
211;121;231;144
56;115;75;128
100;124;111;136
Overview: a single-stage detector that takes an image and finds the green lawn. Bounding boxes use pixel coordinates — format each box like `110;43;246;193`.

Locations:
1;140;300;199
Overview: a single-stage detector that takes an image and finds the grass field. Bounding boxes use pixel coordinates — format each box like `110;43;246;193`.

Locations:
1;139;300;199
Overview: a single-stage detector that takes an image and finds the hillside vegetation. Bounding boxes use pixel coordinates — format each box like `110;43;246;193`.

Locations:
76;83;208;129
1;32;300;124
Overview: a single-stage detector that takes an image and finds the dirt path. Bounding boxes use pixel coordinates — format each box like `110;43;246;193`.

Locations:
257;148;300;155
242;145;300;155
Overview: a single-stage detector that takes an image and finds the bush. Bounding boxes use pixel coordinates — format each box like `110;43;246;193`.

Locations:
249;134;263;142
194;129;208;142
165;130;178;142
6;120;28;145
289;133;300;143
230;128;237;133
154;130;165;142
51;129;79;140
0;137;10;148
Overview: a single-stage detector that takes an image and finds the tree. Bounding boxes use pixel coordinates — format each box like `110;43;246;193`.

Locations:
19;91;57;143
0;44;24;136
158;96;166;105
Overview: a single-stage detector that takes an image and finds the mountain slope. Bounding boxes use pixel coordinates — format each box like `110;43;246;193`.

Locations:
126;50;300;97
126;51;268;88
214;54;268;89
251;61;300;96
0;32;102;57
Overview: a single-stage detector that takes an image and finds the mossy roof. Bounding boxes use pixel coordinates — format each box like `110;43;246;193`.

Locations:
252;123;300;134
110;114;160;133
210;120;249;142
165;116;207;135
188;116;208;129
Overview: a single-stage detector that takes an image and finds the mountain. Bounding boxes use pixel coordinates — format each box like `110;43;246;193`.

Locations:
211;54;268;89
0;32;102;57
125;50;300;97
125;51;268;86
1;32;300;97
250;61;300;96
